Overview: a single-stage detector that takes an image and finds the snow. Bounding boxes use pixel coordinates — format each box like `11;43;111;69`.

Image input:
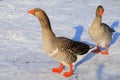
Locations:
0;0;120;80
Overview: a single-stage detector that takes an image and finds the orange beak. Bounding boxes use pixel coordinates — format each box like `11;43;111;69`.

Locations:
28;9;35;15
99;8;104;16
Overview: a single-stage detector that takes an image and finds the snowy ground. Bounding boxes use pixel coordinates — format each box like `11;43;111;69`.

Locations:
0;0;120;80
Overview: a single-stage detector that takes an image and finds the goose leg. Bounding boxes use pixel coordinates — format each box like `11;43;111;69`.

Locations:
63;64;73;77
52;63;63;74
101;44;108;55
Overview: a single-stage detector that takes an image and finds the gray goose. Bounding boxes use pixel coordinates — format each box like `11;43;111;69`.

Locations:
28;8;95;77
89;5;115;55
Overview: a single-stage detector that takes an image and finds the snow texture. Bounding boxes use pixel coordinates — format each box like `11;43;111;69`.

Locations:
0;0;120;80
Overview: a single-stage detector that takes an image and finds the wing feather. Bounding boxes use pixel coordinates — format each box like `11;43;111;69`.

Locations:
56;37;91;55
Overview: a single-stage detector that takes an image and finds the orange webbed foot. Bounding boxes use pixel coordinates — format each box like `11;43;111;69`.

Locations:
63;71;73;77
62;64;73;77
101;50;108;55
92;47;101;53
52;63;63;74
101;44;108;55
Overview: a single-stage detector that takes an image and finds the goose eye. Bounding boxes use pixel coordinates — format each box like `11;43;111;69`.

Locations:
36;10;39;12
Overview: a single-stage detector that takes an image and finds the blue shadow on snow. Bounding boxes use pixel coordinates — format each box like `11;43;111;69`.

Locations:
97;63;105;80
109;21;120;47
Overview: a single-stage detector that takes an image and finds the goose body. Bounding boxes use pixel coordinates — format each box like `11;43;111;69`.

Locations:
28;8;94;77
89;5;115;55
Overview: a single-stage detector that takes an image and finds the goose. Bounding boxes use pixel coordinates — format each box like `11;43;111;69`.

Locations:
28;8;95;77
89;5;115;55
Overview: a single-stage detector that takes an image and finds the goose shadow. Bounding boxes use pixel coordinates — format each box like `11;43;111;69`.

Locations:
109;21;120;47
97;63;105;80
72;25;84;42
96;63;120;80
72;21;120;71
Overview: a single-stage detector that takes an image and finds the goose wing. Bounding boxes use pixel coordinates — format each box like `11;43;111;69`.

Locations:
56;37;91;55
101;23;115;33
